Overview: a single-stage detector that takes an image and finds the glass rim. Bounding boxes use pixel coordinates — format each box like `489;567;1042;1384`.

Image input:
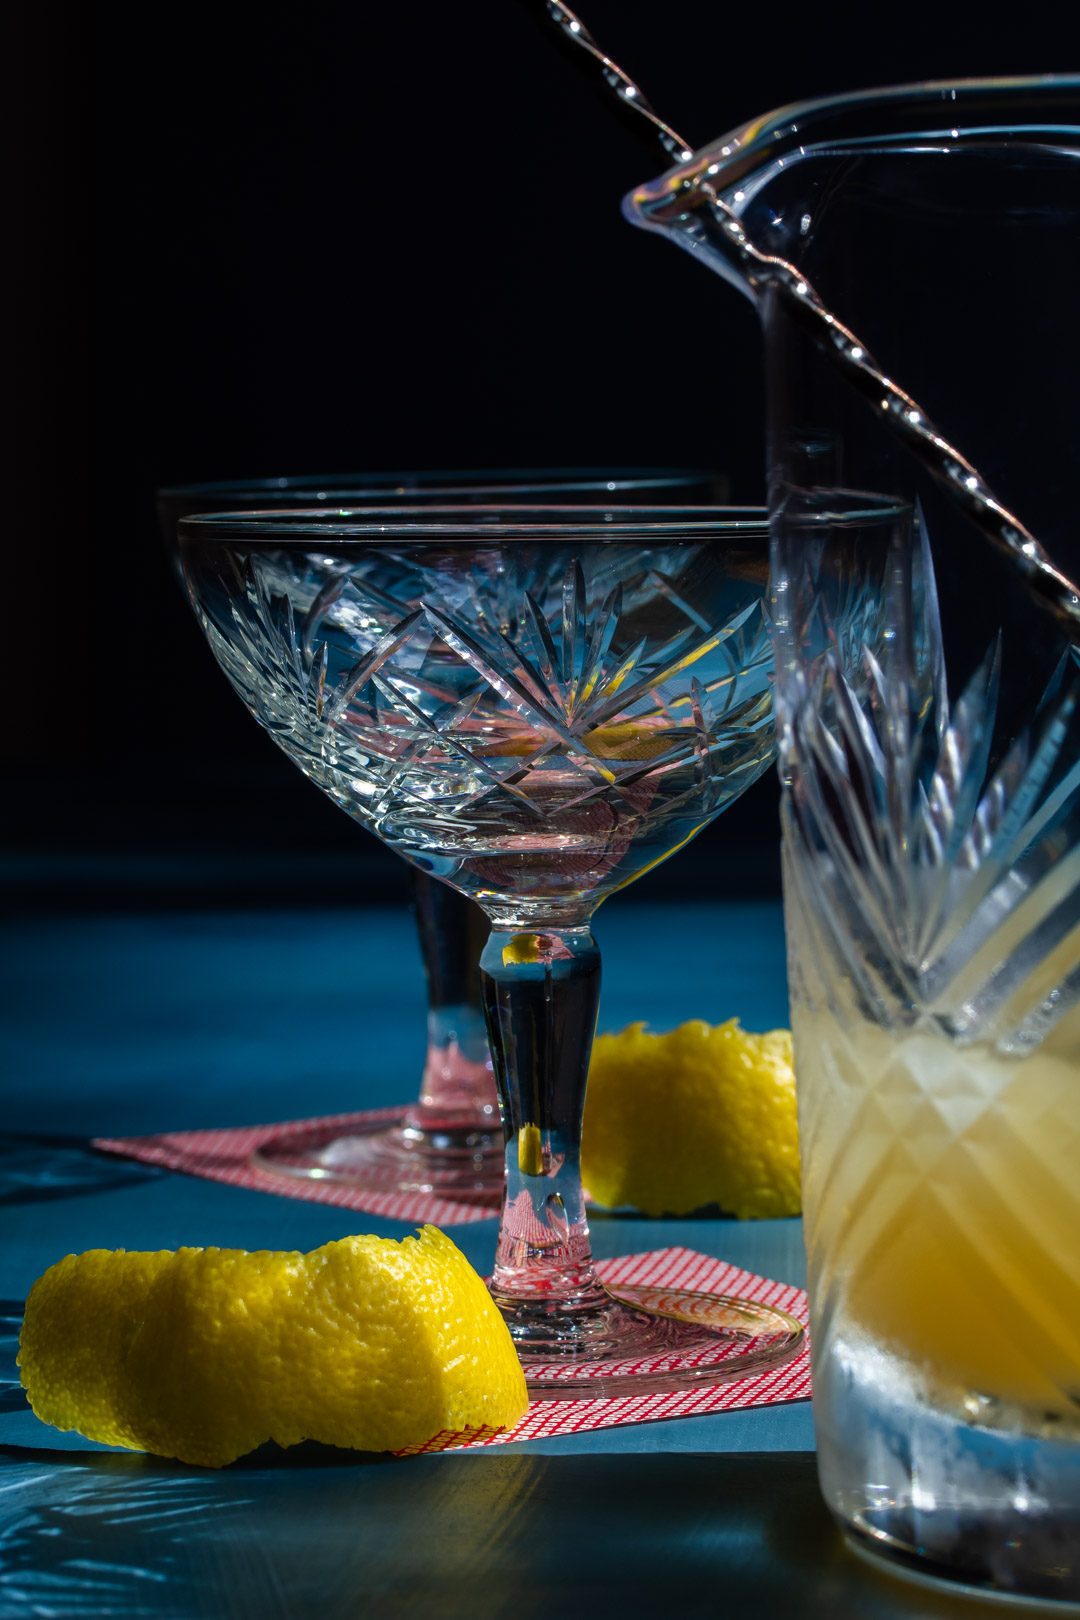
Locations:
157;467;721;502
177;503;774;544
630;73;1080;214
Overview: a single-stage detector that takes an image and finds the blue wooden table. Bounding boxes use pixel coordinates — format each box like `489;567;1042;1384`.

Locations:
0;899;1017;1616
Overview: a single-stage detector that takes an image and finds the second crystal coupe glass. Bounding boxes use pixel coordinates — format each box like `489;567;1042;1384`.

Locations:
179;506;803;1390
160;471;719;1202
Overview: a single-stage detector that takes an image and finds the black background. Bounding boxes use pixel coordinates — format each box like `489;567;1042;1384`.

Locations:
9;2;1077;906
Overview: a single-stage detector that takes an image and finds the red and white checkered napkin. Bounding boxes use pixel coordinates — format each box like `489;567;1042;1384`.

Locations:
92;1107;497;1226
398;1245;811;1453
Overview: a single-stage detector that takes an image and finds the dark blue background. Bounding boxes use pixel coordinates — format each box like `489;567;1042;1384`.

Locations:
10;2;1073;906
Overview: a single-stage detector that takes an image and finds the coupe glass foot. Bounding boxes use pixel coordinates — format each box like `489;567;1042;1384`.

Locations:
490;1281;804;1398
251;1116;505;1200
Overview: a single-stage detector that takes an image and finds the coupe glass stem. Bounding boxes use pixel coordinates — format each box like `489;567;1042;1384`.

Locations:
404;872;498;1142
480;924;610;1345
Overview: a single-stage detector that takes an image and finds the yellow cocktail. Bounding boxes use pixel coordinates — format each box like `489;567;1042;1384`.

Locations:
799;1017;1080;1425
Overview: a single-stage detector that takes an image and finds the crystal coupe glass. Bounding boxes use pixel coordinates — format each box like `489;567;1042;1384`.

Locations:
179;506;804;1391
159;470;720;1202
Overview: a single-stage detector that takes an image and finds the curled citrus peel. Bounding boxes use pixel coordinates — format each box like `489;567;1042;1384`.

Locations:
583;1019;801;1219
18;1225;528;1467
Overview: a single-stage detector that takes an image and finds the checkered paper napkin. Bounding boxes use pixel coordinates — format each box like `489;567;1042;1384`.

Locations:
94;1106;496;1226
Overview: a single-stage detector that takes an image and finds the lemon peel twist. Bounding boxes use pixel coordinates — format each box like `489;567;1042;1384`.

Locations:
582;1019;801;1219
18;1225;528;1467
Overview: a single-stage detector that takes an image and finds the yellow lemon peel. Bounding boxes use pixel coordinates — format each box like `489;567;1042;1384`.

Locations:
517;1122;544;1175
481;720;677;763
582;1019;801;1219
581;720;674;760
18;1225;528;1467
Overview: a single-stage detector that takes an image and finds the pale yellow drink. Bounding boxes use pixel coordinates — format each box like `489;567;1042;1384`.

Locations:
798;1015;1080;1424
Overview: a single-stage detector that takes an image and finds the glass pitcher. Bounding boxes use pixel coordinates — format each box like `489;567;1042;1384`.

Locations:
627;79;1080;1602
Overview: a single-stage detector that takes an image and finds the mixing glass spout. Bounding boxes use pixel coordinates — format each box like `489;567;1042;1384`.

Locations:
623;76;1080;630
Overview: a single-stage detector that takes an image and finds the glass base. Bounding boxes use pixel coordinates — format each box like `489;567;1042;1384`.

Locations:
490;1280;804;1398
843;1521;1080;1609
814;1321;1080;1605
250;1115;504;1201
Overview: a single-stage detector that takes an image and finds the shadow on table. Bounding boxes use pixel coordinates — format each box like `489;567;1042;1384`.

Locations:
0;1445;1037;1619
0;1133;162;1207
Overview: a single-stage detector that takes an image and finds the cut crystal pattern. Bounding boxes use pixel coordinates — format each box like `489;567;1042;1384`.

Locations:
191;540;775;920
777;518;1080;1053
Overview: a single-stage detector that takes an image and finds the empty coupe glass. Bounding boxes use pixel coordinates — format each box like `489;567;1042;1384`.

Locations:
179;506;803;1391
159;470;721;1202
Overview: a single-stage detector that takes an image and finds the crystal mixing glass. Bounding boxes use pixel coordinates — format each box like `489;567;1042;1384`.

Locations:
627;78;1080;1600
